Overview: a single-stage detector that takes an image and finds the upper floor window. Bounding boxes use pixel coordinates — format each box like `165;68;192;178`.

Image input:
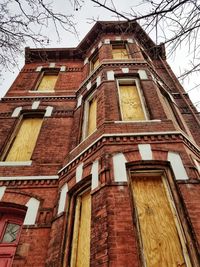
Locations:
117;78;147;121
3;116;43;161
82;91;97;139
87;97;97;136
37;71;58;92
112;43;129;60
90;53;100;72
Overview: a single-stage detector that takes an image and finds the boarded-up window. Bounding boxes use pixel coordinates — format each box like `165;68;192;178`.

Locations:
112;44;129;59
70;191;91;267
5;118;43;161
87;98;97;136
37;74;58;91
91;54;100;71
118;80;146;121
131;174;191;267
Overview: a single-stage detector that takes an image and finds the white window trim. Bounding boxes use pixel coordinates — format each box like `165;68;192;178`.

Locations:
116;78;148;121
82;90;97;140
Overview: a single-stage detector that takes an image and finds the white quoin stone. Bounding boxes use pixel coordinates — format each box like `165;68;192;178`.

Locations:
107;71;115;81
77;95;83;108
96;76;101;87
76;163;84;183
24;198;40;225
168;152;189;180
60;66;66;72
36;66;43;72
45;106;53;117
84;58;89;65
11;107;22;117
138;70;148;80
32;101;40;110
138;144;153;160
113;153;127;182
57;183;68;214
0;186;6;200
91;160;99;190
86;81;92;91
49;62;55;68
122;68;129;73
104;39;110;44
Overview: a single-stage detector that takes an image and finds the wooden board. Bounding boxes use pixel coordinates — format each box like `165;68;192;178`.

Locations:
76;192;91;267
87;98;97;136
70;198;81;267
6;118;43;161
112;48;129;59
92;57;100;70
132;176;187;267
37;74;57;91
119;85;145;121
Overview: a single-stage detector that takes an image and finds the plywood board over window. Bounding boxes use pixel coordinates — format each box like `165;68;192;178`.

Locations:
118;79;146;121
112;44;129;59
5;118;43;161
87;98;97;136
131;174;192;267
91;54;100;71
70;191;91;267
37;73;58;91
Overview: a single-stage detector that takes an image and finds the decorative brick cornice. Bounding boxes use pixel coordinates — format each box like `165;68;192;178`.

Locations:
59;132;200;176
1;96;76;102
0;112;12;118
53;110;74;117
0;178;58;187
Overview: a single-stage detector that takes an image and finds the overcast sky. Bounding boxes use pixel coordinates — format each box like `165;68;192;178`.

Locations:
0;0;199;110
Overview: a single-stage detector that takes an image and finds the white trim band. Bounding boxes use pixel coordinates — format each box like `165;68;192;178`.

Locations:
0;175;59;181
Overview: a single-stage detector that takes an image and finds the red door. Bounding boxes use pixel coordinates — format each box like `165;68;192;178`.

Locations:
0;214;23;267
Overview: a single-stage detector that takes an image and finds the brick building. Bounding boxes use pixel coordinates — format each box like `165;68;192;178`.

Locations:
0;21;199;267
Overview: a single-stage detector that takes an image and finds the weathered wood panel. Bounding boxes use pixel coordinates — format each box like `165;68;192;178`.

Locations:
119;85;145;120
92;58;100;70
132;176;188;267
37;74;57;91
87;98;97;136
112;48;129;59
76;192;91;267
6;118;43;161
70;198;81;267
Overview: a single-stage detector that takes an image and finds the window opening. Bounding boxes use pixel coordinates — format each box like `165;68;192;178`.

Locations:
117;79;147;121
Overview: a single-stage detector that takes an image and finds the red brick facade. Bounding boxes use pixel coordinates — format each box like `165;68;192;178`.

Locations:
0;21;199;266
